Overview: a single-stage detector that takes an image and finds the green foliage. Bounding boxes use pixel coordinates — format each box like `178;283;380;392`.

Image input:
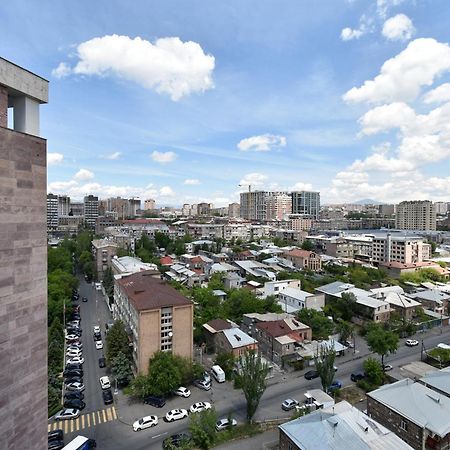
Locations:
215;352;235;380
365;323;399;368
106;320;132;364
208;273;225;291
147;352;183;395
301;239;314;251
297;309;334;340
103;266;114;300
314;344;336;393
189;408;218;450
428;347;450;365
111;351;133;386
363;357;384;385
400;268;446;284
154;231;171;250
325;292;357;322
130;375;152;398
336;320;354;344
236;351;269;422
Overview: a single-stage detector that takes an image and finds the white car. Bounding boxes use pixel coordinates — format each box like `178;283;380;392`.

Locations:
173;386;191;398
383;364;393;372
95;340;103;350
133;415;158;431
216;418;237;431
66;349;82;357
65;382;85;392
190;402;211;414
93;325;101;334
165;409;188;422
282;399;299;411
65;334;80;341
100;376;111;390
406;339;419;347
66;356;84;365
67;342;82;349
55;408;80;421
66;345;82;352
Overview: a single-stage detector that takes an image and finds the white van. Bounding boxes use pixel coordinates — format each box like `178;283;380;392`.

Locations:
211;365;226;383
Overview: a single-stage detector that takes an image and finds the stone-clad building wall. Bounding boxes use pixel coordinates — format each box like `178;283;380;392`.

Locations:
0;125;48;449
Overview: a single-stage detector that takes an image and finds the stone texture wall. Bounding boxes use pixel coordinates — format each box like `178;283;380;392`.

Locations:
0;126;47;450
0;85;7;127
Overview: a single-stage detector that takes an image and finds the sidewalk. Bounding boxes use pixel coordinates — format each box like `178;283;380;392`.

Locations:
214;429;278;450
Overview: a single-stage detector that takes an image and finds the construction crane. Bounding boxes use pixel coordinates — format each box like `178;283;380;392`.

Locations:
238;184;252;220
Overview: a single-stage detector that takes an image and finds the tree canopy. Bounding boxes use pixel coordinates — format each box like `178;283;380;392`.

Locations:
365;323;399;369
314;343;336;393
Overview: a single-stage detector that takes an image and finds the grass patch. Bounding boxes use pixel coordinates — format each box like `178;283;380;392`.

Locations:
214;423;262;446
335;385;366;405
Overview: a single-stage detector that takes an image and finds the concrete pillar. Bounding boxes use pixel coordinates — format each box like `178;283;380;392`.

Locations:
0;84;7;127
10;95;40;136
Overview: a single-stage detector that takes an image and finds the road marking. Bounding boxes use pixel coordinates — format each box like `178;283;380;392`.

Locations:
106;408;112;421
111;407;117;420
47;424;52;432
152;432;168;439
92;412;96;426
87;413;91;428
102;409;107;422
81;415;85;429
97;410;101;423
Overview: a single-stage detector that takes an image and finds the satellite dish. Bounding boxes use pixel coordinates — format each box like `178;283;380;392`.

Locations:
168;332;173;338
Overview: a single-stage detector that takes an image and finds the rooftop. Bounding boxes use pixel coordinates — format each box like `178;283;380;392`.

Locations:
203;319;234;333
420;367;450;397
222;328;257;348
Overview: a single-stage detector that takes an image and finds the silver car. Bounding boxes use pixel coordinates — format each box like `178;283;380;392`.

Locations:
55;408;80;420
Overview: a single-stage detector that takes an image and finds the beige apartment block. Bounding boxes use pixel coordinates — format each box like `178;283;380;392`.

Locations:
396;200;436;231
371;235;430;265
114;270;193;374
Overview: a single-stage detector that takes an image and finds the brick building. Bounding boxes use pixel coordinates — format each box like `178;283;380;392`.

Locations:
283;248;322;272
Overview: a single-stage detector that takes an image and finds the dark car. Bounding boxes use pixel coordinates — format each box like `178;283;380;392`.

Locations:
163;433;192;449
48;440;65;450
304;370;319;380
65;363;82;371
98;357;106;368
102;389;113;405
66;329;82;336
351;371;366;382
71;314;81;320
63;369;83;378
143;395;166;408
93;332;102;341
48;429;64;442
63;399;86;410
64;377;83;386
328;380;342;393
82;296;88;302
64;391;84;401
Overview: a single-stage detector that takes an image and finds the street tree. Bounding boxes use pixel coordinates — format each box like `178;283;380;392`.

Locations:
365;323;399;370
301;239;314;251
147;351;182;395
314;343;336;393
336;320;354;344
215;352;235;380
189;408;218;450
111;351;133;386
102;266;114;300
363;357;384;386
106;320;131;363
236;350;269;422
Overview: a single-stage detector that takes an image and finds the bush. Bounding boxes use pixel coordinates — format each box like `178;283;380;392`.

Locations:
357;379;379;392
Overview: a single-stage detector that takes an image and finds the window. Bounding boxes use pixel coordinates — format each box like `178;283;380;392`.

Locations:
400;420;408;431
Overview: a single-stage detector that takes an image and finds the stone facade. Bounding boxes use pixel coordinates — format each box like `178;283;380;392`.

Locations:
0;126;48;449
0;85;7;127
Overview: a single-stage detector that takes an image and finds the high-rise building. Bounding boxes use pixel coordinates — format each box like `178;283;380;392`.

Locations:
181;203;191;216
197;202;212;215
47;193;58;229
0;57;48;450
395;200;436;231
128;198;141;217
58;194;70;216
228;202;240;218
240;191;269;221
84;195;99;229
266;192;292;220
69;201;84;216
291;191;320;219
435;201;449;216
144;198;156;210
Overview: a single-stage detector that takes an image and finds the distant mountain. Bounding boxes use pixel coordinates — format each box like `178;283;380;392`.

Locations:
354;198;385;205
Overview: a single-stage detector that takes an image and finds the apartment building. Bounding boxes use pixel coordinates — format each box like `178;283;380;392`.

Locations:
92;239;118;279
0;58;49;450
287;215;313;232
223;223;251;242
84;194;99;229
283;248;322;272
58;194;70;216
228;202;240;218
278;288;325;314
291;191;320;220
144;198;155;211
266;192;292;221
371;234;431;265
70;201;84;216
47;193;58;230
240;190;269;221
396;200;436;231
114;270;193;374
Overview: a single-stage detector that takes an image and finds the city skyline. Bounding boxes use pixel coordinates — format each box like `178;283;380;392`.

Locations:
2;1;450;206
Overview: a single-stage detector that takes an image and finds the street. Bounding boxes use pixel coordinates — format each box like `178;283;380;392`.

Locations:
48;285;450;449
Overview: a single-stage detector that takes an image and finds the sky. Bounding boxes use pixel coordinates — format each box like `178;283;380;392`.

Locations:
2;0;450;206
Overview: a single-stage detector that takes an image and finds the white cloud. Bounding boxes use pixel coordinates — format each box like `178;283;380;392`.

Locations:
341;27;364;41
53;34;215;101
48;180;78;192
382;14;415;41
159;186;175;197
239;172;268;187
48;152;64;166
74;169;95;181
377;0;405;19
423;83;450;104
343;38;450;104
184;179;200;185
104;151;121;160
289;182;313;191
151;151;177;163
51;62;71;79
237;134;286;152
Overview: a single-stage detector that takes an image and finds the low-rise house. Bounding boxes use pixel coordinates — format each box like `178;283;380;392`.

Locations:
382;291;422;321
409;289;450;314
214;327;258;357
111;255;158;277
224;272;244;290
380;261;450;279
232;260;277;280
278;287;325;313
202;318;236;351
164;263;202;287
241;312;292;336
209;262;239;276
261;279;301;298
367;378;450;450
283;248;322;272
419;367;450;398
279;400;414;450
179;253;213;274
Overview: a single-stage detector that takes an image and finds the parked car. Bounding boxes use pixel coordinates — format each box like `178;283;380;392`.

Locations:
64;376;83;385
93;332;102;341
133;415;158;431
98;357;106;368
162;433;192;449
193;379;211;391
215;418;237;431
95;340;103;350
203;372;211;384
48;439;65;450
406;339;419;347
65;363;82;371
63;369;83;378
65;334;80;341
67;356;84;365
190;402;211;414
328;380;342;393
82;296;88;302
304;370;319;380
102;389;113;405
100;376;111;390
281;398;299;411
66;350;82;358
350;371;366;382
143;395;166;408
173;387;191;398
55;408;80;421
93;325;101;334
165;409;188;422
63;399;86;410
65;382;85;392
48;429;63;443
383;364;393;371
64;391;84;401
67;342;82;349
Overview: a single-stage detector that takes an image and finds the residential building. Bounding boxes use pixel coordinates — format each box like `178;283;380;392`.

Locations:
197;202;212;215
283;248;322;272
367;378;450;450
0;57;48;450
84;194;99;229
223;223;251;242
279;400;413;450
144;198;155;211
409;289;450;314
58;194;70;216
287;214;313;232
240;190;269;221
278;287;325;313
381;261;449;279
291;191;320;220
228;202;240;218
111;255;158;277
47;193;58;230
266;192;292;220
435;202;449;216
371;287;421;321
378;204;396;216
396;200;436;231
69;201;84;216
419;367;450;398
114;271;193;374
261;279;301;298
224;272;244;290
92;239;119;279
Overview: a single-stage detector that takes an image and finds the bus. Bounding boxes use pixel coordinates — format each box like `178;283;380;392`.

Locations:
62;435;96;450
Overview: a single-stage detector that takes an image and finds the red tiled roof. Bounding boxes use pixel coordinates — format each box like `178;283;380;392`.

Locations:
117;270;192;312
285;248;312;258
160;256;173;265
204;319;233;332
255;320;291;338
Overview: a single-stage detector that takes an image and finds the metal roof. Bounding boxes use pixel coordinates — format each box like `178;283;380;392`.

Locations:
420;367;450;397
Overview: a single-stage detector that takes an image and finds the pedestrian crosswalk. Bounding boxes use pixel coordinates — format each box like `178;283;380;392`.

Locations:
48;406;117;434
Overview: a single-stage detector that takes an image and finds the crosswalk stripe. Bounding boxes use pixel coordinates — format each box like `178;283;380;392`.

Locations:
97;411;101;423
102;409;107;422
87;413;91;428
81;415;85;429
64;421;69;434
111;407;117;420
70;419;74;433
75;417;80;431
92;412;96;426
106;408;112;421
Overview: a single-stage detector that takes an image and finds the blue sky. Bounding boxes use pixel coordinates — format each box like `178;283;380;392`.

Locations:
2;0;450;206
